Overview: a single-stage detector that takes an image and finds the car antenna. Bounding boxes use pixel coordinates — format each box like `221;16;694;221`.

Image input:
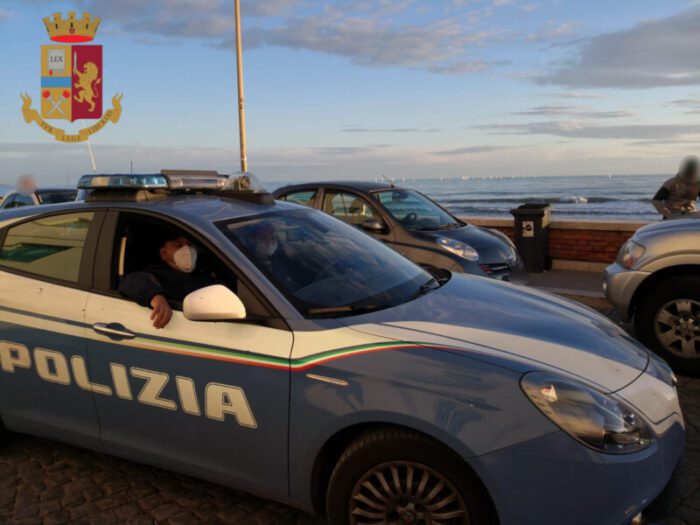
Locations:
381;174;395;188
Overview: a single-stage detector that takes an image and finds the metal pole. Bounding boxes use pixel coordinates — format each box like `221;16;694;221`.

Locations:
234;0;248;173
81;120;97;172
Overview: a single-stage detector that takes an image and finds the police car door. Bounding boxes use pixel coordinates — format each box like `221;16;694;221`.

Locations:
83;211;293;498
0;211;104;447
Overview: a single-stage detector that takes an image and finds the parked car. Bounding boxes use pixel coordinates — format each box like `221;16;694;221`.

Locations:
605;218;700;375
0;172;683;525
0;188;78;209
273;181;521;280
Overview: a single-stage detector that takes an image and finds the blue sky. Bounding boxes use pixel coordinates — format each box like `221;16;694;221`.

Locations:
1;0;700;184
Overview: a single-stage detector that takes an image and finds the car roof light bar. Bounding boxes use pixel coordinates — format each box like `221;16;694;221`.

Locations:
77;170;275;204
77;174;168;190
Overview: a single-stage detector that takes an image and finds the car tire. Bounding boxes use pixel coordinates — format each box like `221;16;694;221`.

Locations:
326;428;494;525
636;276;700;376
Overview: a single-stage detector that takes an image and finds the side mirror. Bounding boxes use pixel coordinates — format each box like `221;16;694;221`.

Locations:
183;285;246;321
361;219;387;233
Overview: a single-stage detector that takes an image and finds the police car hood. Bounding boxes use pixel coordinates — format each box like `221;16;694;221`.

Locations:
345;274;649;393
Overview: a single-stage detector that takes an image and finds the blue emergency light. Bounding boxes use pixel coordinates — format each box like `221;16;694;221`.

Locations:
77;170;274;205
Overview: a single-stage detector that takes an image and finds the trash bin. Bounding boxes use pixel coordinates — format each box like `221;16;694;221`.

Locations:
510;203;552;273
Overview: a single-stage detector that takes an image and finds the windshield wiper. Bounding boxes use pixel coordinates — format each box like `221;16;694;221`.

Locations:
435;222;462;230
307;303;392;316
414;222;461;231
408;277;440;301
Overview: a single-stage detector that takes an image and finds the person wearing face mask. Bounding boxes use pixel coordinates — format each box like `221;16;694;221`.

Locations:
652;156;700;220
118;231;219;329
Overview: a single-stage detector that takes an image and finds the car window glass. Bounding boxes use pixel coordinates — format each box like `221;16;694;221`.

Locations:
37;191;77;204
375;189;457;230
323;191;377;226
220;209;429;315
12;194;35;207
1;194;15;208
0;212;94;282
280;190;316;207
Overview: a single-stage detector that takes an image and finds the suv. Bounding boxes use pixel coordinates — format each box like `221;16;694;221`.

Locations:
605;218;700;375
274;181;521;280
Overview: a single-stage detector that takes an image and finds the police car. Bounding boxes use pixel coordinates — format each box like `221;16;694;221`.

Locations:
0;172;684;525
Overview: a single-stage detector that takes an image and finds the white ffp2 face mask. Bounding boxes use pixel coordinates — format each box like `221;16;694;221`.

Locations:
173;245;198;273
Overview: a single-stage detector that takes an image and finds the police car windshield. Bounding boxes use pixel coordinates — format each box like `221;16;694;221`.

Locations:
220;209;433;316
374;189;461;231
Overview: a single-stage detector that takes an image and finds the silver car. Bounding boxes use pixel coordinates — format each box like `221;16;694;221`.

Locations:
605;218;700;375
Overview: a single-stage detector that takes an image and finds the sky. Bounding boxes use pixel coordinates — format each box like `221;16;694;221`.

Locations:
1;0;700;184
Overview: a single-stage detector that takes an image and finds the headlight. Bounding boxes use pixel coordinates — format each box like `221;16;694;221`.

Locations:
618;240;646;269
437;237;479;261
521;372;655;454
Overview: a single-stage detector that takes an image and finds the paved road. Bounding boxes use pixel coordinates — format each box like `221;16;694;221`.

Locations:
0;374;697;525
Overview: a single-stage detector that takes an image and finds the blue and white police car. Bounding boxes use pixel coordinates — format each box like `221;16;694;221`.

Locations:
0;172;684;525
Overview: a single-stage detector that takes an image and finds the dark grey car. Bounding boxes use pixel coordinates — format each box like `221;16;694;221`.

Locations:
273;181;522;279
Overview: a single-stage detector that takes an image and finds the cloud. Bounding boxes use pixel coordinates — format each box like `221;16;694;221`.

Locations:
341;126;441;133
0;7;13;22
479;121;700;140
527;22;578;42
540;6;700;88
62;0;500;75
240;14;498;73
431;145;515;156
539;92;606;100
669;97;700;114
512;105;635;119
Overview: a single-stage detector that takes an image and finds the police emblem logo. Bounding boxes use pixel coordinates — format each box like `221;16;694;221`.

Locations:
20;11;123;143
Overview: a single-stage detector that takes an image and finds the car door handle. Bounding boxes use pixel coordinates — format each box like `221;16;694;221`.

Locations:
92;323;136;340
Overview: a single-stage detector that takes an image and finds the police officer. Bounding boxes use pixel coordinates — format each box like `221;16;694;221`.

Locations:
119;232;218;329
652;156;700;219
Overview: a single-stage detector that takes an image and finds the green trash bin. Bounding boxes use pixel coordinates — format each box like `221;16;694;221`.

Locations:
510;203;552;273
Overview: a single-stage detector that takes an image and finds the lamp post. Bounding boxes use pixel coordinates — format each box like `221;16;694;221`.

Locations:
234;0;247;173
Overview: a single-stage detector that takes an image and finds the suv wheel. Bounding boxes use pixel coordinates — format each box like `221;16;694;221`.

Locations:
326;428;493;525
636;276;700;376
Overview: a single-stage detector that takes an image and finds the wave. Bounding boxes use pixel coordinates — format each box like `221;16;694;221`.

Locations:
456;206;656;218
441;196;653;205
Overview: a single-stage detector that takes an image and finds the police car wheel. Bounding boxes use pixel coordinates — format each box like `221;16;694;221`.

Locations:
326;428;493;525
636;276;700;377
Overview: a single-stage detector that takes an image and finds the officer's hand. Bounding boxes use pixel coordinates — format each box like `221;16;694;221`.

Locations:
150;294;172;329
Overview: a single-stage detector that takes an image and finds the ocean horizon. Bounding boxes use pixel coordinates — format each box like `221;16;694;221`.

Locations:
0;172;672;222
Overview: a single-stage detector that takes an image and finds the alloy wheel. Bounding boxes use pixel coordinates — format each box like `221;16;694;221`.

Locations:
654;299;700;359
349;461;470;525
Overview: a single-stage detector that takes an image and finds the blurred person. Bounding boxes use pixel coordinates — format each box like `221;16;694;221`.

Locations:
652;156;700;219
16;174;37;195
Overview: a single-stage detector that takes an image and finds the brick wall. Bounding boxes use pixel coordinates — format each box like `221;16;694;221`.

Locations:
547;228;632;263
463;217;649;266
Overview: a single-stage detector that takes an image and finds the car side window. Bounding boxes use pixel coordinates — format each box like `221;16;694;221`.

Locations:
280;190;316;207
322;191;377;226
1;194;15;208
112;213;274;321
7;194;35;208
0;212;95;283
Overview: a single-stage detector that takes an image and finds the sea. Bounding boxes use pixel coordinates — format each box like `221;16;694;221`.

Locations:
2;174;670;222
